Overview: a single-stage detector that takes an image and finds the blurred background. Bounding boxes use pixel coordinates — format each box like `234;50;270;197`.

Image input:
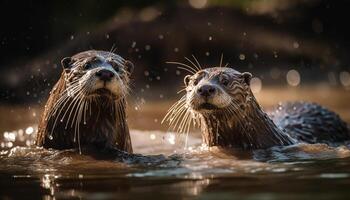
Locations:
0;0;349;133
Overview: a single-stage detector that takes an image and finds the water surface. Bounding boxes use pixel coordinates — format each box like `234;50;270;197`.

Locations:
1;126;350;200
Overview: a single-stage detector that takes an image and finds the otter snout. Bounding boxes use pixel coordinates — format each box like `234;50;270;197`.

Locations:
96;69;114;82
188;82;232;112
197;84;217;98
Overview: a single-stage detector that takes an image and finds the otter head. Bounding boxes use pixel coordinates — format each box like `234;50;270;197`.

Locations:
184;67;252;115
36;50;134;152
61;50;134;100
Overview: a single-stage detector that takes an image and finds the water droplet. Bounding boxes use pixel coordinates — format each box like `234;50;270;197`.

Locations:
131;41;136;48
239;54;246;60
48;135;53;140
293;41;299;49
144;71;150;76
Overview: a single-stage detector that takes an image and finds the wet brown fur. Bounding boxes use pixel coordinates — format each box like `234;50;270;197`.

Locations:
36;50;133;153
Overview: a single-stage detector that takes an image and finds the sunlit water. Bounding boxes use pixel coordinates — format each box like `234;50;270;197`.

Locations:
2;126;350;199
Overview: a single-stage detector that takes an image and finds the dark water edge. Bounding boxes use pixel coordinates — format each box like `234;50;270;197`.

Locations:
1;158;350;200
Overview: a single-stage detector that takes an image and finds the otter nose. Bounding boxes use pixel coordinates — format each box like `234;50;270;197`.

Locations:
96;69;114;81
197;85;216;97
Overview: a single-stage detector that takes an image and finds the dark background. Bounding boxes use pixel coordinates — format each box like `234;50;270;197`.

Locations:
0;0;350;104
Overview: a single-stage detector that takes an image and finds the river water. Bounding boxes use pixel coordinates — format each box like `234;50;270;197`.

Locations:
1;125;350;200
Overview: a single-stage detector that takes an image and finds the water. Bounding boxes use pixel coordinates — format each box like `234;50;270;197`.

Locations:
1;126;350;200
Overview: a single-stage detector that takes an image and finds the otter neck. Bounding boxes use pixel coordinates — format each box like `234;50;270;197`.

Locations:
200;97;296;149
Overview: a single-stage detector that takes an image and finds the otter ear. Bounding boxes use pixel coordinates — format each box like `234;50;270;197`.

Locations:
61;57;72;71
184;75;191;86
241;72;252;85
124;60;134;75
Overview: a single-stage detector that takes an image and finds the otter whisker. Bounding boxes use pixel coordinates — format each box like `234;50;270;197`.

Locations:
178;110;191;134
74;97;86;154
167;109;188;135
173;107;188;130
166;61;197;74
48;85;85;137
68;91;87;129
83;98;89;125
161;96;186;124
165;100;186;118
164;101;187;123
48;84;82;117
168;106;187;129
219;53;224;68
177;88;186;94
65;88;87;129
177;66;197;74
184;57;201;72
184;111;193;149
191;55;202;70
109;44;116;58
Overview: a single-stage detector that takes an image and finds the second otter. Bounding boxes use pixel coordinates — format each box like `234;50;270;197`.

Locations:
164;63;350;150
36;50;134;153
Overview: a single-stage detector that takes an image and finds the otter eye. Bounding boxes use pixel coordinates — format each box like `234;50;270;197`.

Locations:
84;63;92;69
115;67;120;72
193;79;199;86
110;61;120;73
220;76;230;86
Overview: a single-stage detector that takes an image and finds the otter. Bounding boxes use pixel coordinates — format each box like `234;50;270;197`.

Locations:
36;50;134;153
163;60;350;150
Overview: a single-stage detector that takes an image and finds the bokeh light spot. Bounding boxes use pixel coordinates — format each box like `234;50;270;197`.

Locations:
286;69;301;86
